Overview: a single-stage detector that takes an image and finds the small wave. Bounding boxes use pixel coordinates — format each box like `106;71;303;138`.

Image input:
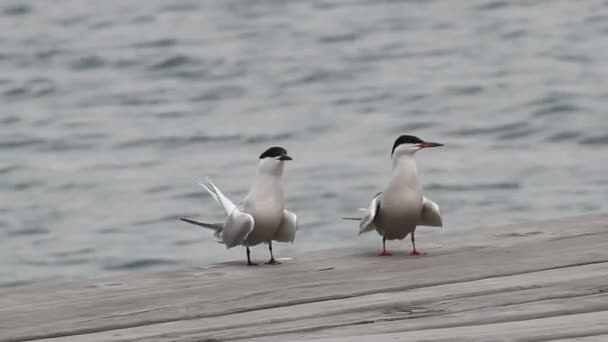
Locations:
163;3;201;12
173;191;204;200
331;91;392;107
132;214;184;227
114;134;240;150
35;48;63;61
446;122;529;137
110;93;166;107
579;135;608;146
400;93;428;103
54;14;89;28
9;181;45;192
88;20;113;31
0;164;21;175
0;116;19;125
2;87;28;97
150;55;196;70
526;91;578;111
475;1;509;11
2;79;58;98
155;110;191;119
503;29;527;40
35;140;96;152
283;68;356;87
51;182;96;192
111;58;138;69
85;160;160;171
130;15;155;24
56;258;90;266
319;33;359;44
426;182;520;191
145;184;173;194
532;103;579;117
444;85;484;96
6;227;49;237
97;226;121;234
307;123;332;135
554;53;591;64
0;280;32;288
73;131;107;140
244;132;293;144
3;4;31;16
23;258;90;267
497;127;538;141
321;191;338;199
138;161;161;169
394;121;437;132
52;248;95;258
133;38;178;49
546;131;581;142
69;56;105;70
104;258;179;271
174;238;206;246
192;85;245;102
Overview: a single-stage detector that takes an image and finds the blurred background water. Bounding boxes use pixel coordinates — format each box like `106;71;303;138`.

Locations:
1;0;607;288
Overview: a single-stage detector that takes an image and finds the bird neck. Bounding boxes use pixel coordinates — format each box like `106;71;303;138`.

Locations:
257;159;285;176
390;154;419;186
250;168;284;199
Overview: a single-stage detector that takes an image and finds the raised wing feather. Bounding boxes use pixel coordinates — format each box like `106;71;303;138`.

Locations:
199;177;237;216
273;210;297;243
359;192;381;235
419;196;442;227
221;210;254;248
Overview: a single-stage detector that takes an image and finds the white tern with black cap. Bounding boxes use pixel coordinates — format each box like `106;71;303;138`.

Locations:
344;135;443;256
181;147;297;266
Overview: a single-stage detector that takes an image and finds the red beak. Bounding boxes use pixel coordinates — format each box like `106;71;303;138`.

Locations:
419;142;443;149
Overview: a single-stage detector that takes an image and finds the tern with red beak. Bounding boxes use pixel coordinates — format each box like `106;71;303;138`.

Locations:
345;135;444;256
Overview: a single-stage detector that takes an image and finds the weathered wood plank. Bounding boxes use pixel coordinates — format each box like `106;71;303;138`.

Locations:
1;214;607;342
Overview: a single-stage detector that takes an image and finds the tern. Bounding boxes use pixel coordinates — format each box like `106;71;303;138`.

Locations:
344;135;443;256
180;146;297;266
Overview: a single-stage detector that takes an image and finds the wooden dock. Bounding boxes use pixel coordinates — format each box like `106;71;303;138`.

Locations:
1;214;607;342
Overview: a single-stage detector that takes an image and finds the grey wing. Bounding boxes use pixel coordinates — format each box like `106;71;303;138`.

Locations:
221;209;255;248
419;196;442;227
359;192;381;235
273;210;297;243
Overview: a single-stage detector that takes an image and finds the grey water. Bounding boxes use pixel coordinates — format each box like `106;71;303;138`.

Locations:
1;0;607;288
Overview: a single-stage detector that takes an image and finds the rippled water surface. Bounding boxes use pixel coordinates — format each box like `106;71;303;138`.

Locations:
1;0;607;288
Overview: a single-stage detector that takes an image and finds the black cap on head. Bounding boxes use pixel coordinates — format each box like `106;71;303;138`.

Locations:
391;135;424;155
259;146;288;159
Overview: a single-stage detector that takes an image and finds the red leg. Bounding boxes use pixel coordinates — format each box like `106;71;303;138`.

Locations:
379;237;392;256
409;230;422;256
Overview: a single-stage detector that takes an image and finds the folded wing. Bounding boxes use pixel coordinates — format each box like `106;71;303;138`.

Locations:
273;210;297;243
221;210;255;248
188;177;254;247
419;196;442;227
359;192;382;235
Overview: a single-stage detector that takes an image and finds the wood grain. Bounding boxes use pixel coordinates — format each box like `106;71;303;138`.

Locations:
1;214;607;342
